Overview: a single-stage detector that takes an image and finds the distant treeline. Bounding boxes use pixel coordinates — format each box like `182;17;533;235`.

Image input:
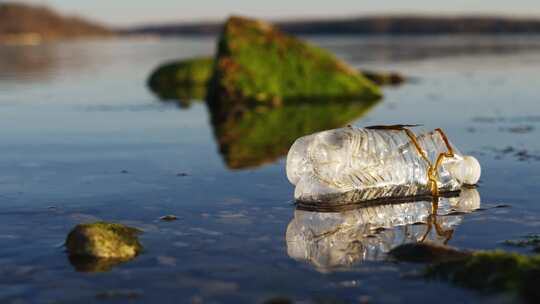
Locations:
127;16;540;36
0;3;112;42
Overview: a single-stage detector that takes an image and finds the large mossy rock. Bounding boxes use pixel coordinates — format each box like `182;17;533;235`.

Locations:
66;222;142;259
147;57;402;104
208;16;381;106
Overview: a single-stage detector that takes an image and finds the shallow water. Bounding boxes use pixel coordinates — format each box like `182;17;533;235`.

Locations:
0;35;540;303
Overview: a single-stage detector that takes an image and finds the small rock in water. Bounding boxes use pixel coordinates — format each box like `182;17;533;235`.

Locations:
160;215;178;222
65;222;142;259
388;242;472;263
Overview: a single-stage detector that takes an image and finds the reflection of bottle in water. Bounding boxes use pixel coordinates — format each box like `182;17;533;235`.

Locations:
286;126;481;204
286;188;480;270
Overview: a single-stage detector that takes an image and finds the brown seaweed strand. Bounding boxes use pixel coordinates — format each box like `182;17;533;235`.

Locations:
401;128;439;197
432;128;456;182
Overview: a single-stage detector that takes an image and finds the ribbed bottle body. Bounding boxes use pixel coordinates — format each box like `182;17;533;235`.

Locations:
287;127;463;205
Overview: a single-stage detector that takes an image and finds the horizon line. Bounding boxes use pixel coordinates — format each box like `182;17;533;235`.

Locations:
123;12;540;29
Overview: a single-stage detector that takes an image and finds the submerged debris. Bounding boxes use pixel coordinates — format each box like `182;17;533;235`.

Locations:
160;215;178;222
65;222;142;259
362;70;405;86
491;146;540;162
503;234;540;253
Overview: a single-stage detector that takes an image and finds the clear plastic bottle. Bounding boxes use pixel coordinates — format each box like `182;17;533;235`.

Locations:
286;126;481;205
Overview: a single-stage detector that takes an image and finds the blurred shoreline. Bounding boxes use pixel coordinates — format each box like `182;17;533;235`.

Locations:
0;2;112;45
6;3;540;46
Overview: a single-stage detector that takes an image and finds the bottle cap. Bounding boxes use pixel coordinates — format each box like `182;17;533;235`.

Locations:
451;155;481;185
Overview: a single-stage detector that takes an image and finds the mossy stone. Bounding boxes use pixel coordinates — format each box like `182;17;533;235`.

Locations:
391;243;540;303
208;16;381;106
66;222;142;259
147;56;399;104
148;57;213;102
427;251;540;303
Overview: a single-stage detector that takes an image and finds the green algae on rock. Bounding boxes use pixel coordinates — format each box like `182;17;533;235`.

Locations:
426;251;540;303
148;57;213;102
147;55;400;104
66;222;142;259
390;243;540;303
208;16;381;106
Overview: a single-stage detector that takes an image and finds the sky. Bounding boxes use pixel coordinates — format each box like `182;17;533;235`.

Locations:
20;0;540;27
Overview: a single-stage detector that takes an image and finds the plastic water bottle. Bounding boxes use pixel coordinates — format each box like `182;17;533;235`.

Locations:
286;126;481;205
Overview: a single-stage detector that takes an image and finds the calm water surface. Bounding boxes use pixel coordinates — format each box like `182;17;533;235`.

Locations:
0;35;540;303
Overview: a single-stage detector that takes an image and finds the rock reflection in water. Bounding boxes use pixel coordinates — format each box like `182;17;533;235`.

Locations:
0;45;57;81
68;255;134;273
286;188;480;271
208;97;380;169
151;86;207;108
0;43;97;82
148;57;382;170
